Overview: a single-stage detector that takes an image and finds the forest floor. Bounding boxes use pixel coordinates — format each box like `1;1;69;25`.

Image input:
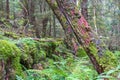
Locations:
0;29;120;80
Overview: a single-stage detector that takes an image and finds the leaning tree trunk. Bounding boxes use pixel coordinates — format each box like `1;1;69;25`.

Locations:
45;0;79;52
46;0;117;74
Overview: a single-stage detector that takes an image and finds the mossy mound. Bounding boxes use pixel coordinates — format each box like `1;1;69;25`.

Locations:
16;38;64;68
16;38;43;68
0;40;23;79
38;38;63;58
0;38;67;79
0;40;20;59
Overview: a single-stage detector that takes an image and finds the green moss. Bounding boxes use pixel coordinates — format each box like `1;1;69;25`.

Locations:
16;38;39;68
53;2;58;9
0;40;23;77
0;35;10;40
99;50;118;71
0;38;69;77
76;47;87;57
89;43;117;71
12;57;24;78
48;0;58;9
4;32;19;39
38;38;62;58
39;50;46;60
0;40;21;59
16;38;62;68
89;43;98;56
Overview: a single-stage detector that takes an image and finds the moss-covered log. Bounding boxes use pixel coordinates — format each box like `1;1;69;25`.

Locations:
45;0;117;74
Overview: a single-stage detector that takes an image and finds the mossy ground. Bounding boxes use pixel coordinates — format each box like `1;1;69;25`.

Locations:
0;34;69;79
0;33;119;80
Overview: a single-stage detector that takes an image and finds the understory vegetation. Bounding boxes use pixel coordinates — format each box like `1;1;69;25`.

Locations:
0;32;120;80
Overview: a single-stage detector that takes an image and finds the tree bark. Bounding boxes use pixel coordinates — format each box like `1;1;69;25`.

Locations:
0;59;5;80
42;17;48;37
6;0;10;19
45;0;117;74
20;0;29;35
29;0;40;38
81;0;88;20
51;1;81;54
53;14;56;38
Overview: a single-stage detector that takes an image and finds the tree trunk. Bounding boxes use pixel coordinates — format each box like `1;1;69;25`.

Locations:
53;14;56;38
45;0;117;74
42;17;48;37
48;11;52;37
20;0;29;35
46;0;80;53
81;0;88;20
6;0;10;19
0;59;5;80
29;0;40;38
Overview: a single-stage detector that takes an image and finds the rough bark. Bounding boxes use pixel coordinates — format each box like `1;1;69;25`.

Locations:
29;0;41;38
46;0;117;74
6;0;10;19
0;60;5;80
42;17;49;37
81;0;88;20
53;15;56;38
20;0;29;35
45;0;79;52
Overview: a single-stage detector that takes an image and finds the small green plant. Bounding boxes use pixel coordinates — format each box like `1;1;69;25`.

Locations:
96;64;120;80
114;51;120;61
18;56;97;80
